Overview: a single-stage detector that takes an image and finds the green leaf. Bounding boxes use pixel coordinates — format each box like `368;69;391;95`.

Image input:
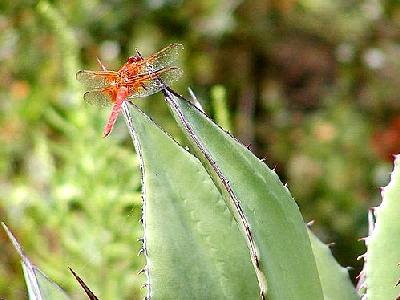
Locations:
122;103;259;299
366;155;400;299
23;266;71;300
163;88;324;299
2;223;70;300
308;229;358;300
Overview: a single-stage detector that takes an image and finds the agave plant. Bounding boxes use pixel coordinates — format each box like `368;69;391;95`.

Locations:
5;80;400;299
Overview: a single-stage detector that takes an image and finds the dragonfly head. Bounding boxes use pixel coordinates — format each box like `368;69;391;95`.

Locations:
128;55;144;64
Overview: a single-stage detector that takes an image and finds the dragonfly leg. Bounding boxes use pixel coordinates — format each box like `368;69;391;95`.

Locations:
140;82;148;91
135;49;144;60
96;57;108;71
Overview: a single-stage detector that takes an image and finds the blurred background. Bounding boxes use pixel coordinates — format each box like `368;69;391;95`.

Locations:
1;0;400;299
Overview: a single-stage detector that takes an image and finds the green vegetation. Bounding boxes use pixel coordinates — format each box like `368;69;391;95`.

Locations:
5;89;400;299
2;0;400;299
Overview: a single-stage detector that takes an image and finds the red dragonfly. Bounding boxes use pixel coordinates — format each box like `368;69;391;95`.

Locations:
76;43;183;137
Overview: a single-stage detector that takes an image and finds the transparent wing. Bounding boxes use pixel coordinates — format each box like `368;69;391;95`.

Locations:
128;66;183;99
135;43;184;73
76;70;118;89
83;89;114;107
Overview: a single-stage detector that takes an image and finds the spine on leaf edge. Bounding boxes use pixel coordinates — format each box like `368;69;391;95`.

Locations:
121;103;151;300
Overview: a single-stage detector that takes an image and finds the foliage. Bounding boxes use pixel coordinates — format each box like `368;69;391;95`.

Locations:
363;156;400;299
2;0;400;298
124;103;259;299
2;223;70;300
4;87;400;299
1;2;144;299
163;88;323;298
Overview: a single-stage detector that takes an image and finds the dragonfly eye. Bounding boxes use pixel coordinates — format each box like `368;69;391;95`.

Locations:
128;55;143;64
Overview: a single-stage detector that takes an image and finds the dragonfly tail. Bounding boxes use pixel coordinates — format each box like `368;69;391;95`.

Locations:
102;87;129;138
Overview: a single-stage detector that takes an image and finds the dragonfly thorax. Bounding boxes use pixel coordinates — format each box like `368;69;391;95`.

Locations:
116;72;130;85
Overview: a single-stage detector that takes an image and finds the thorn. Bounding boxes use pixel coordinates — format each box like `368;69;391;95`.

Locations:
137;238;144;243
139;218;143;224
187;87;204;112
245;144;252;150
357;254;366;261
1;222;26;260
141;283;149;288
260;291;266;300
261;157;267;162
69;267;99;300
327;242;336;248
368;209;376;234
137;248;144;256
306;220;315;227
137;267;146;275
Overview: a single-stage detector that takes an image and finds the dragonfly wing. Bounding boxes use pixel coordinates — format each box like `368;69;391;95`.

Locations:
76;70;118;89
83;89;114;107
135;43;184;73
128;67;183;99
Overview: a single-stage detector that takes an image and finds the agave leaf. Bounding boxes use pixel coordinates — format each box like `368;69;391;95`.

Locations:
162;88;323;299
2;223;70;300
121;103;259;299
308;229;358;300
365;155;400;299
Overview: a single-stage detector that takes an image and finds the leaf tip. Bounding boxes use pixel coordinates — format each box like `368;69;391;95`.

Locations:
69;267;99;300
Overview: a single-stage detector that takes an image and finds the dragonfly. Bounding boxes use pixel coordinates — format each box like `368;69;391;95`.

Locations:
76;43;184;137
